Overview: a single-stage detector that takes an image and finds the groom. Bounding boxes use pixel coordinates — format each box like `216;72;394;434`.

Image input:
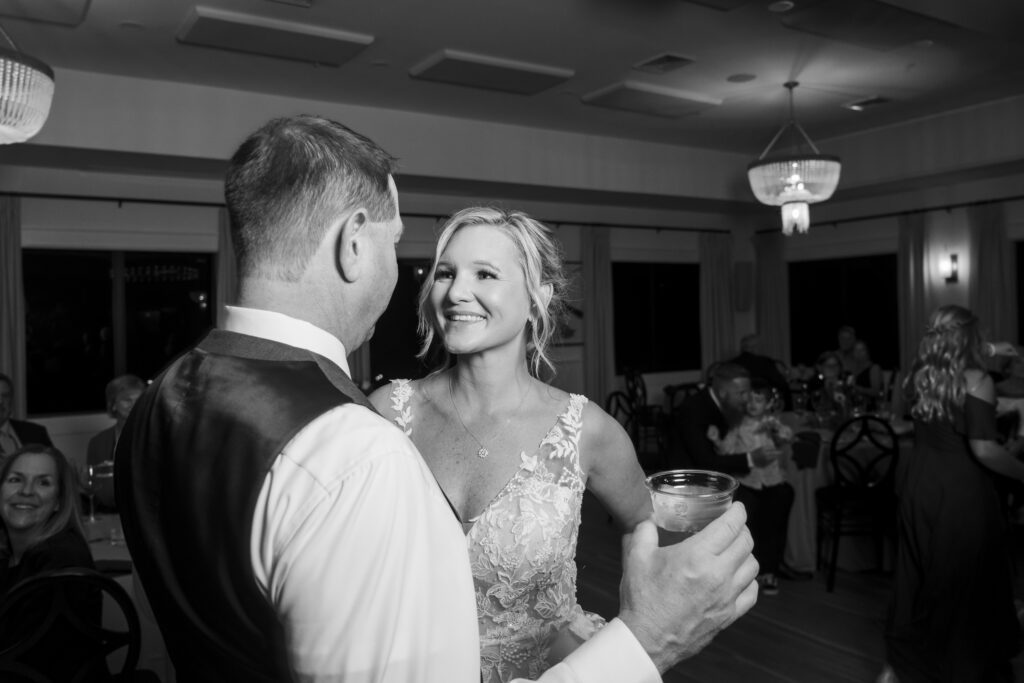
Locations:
115;114;758;682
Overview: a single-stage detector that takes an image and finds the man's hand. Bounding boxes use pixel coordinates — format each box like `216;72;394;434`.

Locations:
750;446;779;468
617;503;759;673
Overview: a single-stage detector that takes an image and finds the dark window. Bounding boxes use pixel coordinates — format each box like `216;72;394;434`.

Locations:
369;260;432;387
788;253;899;370
23;250;214;414
612;262;701;374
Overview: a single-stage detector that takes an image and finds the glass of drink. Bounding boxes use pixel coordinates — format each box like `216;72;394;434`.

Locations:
646;469;738;546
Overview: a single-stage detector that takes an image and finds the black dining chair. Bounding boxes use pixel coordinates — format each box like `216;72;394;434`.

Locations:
0;567;159;682
623;369;669;463
815;415;899;592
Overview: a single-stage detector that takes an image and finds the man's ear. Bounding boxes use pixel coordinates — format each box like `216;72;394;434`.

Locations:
335;208;370;283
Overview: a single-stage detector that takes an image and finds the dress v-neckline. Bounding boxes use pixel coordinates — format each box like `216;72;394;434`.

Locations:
451;397;575;535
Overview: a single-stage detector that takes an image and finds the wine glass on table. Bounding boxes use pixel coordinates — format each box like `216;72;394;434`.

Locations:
81;464;98;524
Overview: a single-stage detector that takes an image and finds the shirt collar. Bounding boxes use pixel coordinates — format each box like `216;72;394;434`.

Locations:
221;305;351;376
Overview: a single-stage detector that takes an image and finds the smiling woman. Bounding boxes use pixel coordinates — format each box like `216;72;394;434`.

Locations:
0;444;101;681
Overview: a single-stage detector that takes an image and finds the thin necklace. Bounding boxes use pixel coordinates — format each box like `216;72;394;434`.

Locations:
448;374;529;458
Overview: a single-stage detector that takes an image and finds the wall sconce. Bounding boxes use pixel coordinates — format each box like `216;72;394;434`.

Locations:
938;253;958;284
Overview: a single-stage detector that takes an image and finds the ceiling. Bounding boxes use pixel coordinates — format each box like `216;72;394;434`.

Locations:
3;0;1024;161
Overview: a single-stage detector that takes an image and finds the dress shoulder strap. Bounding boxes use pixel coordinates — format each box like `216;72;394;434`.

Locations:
387;379;415;436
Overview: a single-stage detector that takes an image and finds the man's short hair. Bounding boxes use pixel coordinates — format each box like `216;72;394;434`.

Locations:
225;115;400;281
739;334;759;353
711;362;750;388
838;325;856;337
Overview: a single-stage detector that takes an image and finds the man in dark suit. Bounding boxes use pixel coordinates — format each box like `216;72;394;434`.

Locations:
673;363;775;475
0;372;53;456
730;334;792;411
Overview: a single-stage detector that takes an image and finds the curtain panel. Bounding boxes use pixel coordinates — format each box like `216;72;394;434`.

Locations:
581;226;615;406
698;232;735;369
0;196;27;417
897;212;927;376
967;203;1017;345
215;207;238;328
753;231;790;365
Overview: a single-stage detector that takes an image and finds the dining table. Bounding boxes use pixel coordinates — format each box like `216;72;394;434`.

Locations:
779;411;912;576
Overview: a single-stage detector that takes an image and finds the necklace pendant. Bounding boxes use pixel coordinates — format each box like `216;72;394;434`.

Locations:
477;447;489;458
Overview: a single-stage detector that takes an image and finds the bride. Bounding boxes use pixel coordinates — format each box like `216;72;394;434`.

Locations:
370;207;652;682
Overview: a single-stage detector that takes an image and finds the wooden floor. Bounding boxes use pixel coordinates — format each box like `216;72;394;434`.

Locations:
574;491;1024;683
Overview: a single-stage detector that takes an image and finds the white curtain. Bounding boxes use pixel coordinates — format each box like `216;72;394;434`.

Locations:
582;226;615;405
967;203;1017;344
215;207;238;328
0;197;27;418
753;230;790;364
897;213;927;375
698;232;735;368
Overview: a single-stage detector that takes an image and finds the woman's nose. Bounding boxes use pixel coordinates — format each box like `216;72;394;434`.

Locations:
446;273;473;303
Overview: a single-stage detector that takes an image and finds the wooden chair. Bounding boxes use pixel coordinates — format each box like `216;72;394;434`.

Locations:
815;415;899;592
0;567;158;682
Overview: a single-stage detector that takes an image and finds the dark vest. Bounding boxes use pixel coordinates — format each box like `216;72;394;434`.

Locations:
115;330;371;682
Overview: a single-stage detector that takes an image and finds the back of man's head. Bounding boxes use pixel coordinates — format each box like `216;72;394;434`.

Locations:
711;362;750;390
739;334;759;354
225;115;399;282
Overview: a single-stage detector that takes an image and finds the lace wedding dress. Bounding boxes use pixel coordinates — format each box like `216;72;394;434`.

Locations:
386;380;604;682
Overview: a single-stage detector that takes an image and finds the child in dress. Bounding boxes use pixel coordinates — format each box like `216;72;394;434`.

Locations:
707;383;795;595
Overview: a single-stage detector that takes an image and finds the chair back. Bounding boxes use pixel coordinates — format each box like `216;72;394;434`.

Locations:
604;391;634;431
0;567;141;682
624;369;648;411
828;415;899;496
664;382;701;414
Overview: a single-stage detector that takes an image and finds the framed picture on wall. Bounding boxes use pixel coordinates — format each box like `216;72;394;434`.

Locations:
555;262;584;346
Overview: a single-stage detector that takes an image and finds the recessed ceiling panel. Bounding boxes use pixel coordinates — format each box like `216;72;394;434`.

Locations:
781;0;962;51
409;49;574;95
177;6;373;67
582;81;721;118
680;0;750;10
0;0;90;26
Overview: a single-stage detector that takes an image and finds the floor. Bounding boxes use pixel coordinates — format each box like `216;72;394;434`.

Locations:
574;491;1024;683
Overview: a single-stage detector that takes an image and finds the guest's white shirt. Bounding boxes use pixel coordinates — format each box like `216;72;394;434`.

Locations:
226;306;659;683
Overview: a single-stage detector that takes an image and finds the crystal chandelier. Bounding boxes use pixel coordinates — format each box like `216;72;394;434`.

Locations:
0;24;55;145
747;81;840;236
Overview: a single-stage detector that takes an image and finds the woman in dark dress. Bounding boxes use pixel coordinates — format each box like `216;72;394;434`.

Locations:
0;444;103;681
884;305;1024;682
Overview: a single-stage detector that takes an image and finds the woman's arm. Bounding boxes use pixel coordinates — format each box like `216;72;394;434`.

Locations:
966;370;1024;480
579;402;653;532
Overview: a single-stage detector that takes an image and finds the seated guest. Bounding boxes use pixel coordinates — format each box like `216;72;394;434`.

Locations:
707;381;794;596
86;374;145;510
0;444;104;682
835;325;858;375
730;333;792;410
848;340;883;411
0;373;53;456
806;351;849;420
673;362;778;476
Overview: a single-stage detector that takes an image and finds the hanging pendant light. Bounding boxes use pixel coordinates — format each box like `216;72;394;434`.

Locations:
747;81;840;236
0;24;55;145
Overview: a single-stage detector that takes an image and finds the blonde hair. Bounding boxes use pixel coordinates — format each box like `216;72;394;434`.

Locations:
0;445;86;558
417;207;568;378
911;305;985;422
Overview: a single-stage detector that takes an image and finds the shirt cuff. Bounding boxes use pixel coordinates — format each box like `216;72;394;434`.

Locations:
558;617;661;683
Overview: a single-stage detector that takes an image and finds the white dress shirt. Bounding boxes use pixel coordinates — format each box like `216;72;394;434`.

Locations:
226;307;659;683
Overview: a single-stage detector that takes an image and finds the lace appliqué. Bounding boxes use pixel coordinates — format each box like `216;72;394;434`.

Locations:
383;385;603;682
389;379;414;436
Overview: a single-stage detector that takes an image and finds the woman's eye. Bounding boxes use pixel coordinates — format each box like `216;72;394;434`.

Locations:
478;270;497;280
434;269;453;281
